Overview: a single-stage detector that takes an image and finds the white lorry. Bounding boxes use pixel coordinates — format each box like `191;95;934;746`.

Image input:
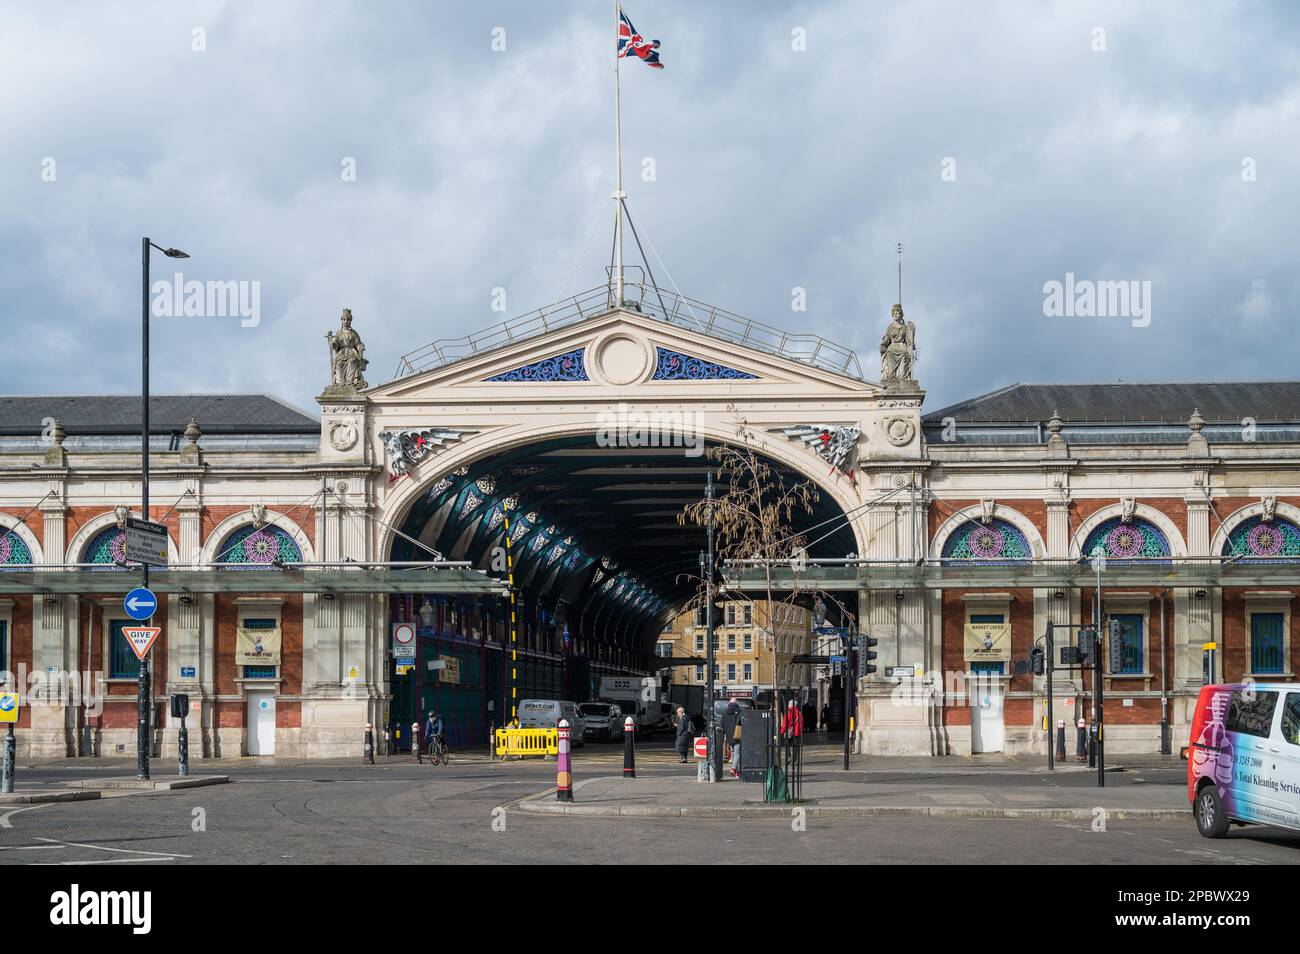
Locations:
598;676;669;736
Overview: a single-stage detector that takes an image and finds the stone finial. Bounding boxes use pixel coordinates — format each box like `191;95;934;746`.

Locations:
1187;407;1209;456
179;416;203;465
1046;409;1068;456
43;418;67;466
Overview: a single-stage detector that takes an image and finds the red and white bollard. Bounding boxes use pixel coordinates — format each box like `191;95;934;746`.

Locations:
623;715;636;779
556;719;574;802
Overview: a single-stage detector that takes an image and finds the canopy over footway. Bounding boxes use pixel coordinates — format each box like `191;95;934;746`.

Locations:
724;558;1300;592
0;564;508;597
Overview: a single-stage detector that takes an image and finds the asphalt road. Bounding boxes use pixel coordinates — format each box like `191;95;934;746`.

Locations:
2;746;1298;865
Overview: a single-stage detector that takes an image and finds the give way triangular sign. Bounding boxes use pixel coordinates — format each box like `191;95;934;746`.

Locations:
122;626;161;661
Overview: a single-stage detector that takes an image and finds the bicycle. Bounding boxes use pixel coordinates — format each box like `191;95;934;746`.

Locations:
425;735;450;766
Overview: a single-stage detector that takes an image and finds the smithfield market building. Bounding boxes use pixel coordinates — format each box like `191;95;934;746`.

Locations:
3;280;1300;759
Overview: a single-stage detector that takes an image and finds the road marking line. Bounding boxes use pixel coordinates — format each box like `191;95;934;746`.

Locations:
54;857;175;865
0;804;51;829
35;836;192;859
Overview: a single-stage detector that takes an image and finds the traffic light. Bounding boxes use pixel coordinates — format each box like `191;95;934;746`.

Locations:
857;634;879;678
1029;645;1045;676
1078;627;1097;666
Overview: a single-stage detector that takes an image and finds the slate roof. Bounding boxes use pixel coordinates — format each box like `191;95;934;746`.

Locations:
0;394;319;436
923;382;1300;425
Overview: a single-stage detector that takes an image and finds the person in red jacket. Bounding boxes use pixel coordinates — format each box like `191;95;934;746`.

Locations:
781;700;803;739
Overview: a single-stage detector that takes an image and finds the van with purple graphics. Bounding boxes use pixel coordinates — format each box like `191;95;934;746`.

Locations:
1188;683;1300;837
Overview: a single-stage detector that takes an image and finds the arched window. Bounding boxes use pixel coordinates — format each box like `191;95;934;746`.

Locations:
1222;516;1300;561
85;525;170;571
941;518;1033;563
86;526;127;566
1080;516;1170;562
0;527;33;567
217;524;302;568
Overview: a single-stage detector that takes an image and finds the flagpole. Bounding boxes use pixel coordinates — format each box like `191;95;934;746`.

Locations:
613;0;625;307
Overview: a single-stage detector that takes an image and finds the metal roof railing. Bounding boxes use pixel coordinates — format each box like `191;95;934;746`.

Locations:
393;274;863;381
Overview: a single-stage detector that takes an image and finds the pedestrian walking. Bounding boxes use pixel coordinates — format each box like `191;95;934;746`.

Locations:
673;706;691;763
726;699;742;778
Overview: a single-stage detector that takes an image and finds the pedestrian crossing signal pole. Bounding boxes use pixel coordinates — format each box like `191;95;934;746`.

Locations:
1046;621;1054;771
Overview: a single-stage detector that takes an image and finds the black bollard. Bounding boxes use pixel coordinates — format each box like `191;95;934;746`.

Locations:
1055;719;1066;763
178;716;189;777
622;716;636;778
1075;716;1087;762
364;722;375;764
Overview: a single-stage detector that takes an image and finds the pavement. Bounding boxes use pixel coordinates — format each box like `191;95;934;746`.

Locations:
520;748;1192;820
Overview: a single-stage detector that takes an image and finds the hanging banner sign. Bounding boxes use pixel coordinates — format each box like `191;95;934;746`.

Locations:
438;655;460;684
236;625;282;666
964;622;1011;662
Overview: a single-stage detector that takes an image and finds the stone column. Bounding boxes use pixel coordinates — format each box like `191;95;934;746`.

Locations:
859;479;934;756
30;494;70;757
163;488;206;756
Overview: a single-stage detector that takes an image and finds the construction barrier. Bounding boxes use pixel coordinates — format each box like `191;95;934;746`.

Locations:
494;727;559;758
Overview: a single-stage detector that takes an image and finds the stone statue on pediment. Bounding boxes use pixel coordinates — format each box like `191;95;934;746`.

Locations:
879;304;917;386
325;308;369;393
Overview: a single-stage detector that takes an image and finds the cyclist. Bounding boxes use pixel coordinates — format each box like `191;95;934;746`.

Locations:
423;710;445;759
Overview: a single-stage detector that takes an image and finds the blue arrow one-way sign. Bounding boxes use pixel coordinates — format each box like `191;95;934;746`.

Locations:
124;586;158;621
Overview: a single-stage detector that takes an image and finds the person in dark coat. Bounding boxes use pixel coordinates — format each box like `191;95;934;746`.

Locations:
724;700;742;777
801;701;816;737
673;706;692;763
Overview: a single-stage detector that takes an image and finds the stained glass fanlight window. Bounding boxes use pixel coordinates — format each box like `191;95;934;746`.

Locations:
1223;516;1300;562
1080;516;1171;562
85;524;172;572
0;527;33;567
87;527;129;566
941;518;1033;563
218;524;303;567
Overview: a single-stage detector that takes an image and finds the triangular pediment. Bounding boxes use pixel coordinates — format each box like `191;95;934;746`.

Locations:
370;306;880;401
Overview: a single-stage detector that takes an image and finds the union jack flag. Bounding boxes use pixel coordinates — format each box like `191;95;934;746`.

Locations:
618;8;663;70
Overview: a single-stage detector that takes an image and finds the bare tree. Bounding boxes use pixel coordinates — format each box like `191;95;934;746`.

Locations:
679;411;843;775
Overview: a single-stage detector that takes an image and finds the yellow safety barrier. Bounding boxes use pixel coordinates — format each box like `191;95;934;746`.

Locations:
494;727;559;758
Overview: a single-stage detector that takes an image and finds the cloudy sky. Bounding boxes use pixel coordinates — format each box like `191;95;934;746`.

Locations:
2;0;1297;414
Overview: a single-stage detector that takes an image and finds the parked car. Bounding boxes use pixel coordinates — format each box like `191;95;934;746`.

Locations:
518;699;586;747
579;702;624;742
1187;682;1300;837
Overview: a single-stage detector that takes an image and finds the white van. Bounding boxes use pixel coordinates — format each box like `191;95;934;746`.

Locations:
1188;682;1300;837
517;699;586;747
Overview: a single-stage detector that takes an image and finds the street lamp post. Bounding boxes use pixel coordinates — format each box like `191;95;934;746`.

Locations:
139;238;189;781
